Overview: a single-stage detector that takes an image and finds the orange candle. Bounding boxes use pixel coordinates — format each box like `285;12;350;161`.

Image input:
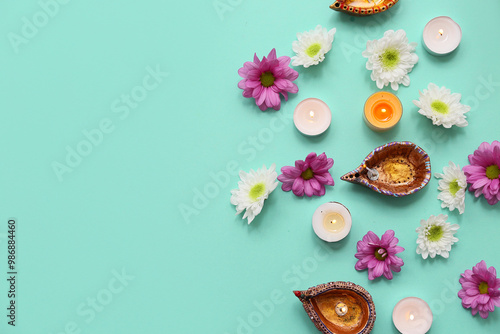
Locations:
364;92;402;131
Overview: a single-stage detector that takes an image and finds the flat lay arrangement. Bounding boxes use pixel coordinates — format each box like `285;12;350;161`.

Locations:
232;2;499;333
2;1;499;333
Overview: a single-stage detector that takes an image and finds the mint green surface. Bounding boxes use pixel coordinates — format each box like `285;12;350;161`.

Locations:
1;1;500;333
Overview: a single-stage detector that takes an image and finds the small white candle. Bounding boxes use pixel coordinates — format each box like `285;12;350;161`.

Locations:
393;297;433;334
312;202;352;242
423;16;462;56
293;98;331;136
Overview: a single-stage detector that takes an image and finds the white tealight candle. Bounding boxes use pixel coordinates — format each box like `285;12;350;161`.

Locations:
423;16;462;56
393;297;433;334
312;202;352;242
293;98;331;136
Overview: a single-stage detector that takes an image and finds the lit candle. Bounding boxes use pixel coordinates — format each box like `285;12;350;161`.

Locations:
392;297;433;334
312;202;352;242
423;16;462;56
293;98;332;136
364;91;402;131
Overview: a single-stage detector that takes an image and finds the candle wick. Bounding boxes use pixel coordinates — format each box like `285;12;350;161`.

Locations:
366;167;379;181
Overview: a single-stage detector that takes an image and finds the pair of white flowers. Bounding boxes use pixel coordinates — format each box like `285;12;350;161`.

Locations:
291;26;417;89
417;162;466;259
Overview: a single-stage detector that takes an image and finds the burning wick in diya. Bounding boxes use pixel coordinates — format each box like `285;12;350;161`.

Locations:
335;302;348;316
363;91;402;131
294;281;376;334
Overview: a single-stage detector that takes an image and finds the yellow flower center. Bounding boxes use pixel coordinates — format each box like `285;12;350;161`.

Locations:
301;168;314;180
431;100;449;114
380;48;400;70
249;182;266;201
449;179;460;196
486;165;500;180
260;71;275;87
427;225;444;242
306;43;322;57
478;282;489;294
374;247;387;261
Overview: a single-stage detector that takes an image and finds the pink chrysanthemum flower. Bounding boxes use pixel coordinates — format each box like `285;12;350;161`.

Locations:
277;152;334;197
462;141;500;205
354;230;404;280
238;48;299;111
458;260;500;319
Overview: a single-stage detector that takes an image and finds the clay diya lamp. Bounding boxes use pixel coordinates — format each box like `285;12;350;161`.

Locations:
340;141;431;197
294;281;376;334
330;0;399;16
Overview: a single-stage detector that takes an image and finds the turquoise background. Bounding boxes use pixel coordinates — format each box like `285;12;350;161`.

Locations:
1;0;499;333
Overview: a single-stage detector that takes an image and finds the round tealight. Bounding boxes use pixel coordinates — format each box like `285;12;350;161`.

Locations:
312;202;352;242
294;98;332;136
364;91;402;131
393;297;433;334
423;16;462;56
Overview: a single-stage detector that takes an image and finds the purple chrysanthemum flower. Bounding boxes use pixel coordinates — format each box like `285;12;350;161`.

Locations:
458;260;500;319
463;141;500;205
238;48;299;111
277;152;334;197
354;230;404;280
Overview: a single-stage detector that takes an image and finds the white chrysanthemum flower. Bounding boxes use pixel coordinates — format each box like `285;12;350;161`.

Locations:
413;83;470;128
291;25;336;68
416;214;459;259
230;164;278;224
362;29;418;91
435;161;466;214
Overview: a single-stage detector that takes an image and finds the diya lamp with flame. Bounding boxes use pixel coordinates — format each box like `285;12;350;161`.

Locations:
294;281;376;334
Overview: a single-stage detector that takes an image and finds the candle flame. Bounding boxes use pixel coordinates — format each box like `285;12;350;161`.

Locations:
309;111;315;118
439;29;444;36
409;314;415;321
381;108;387;113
